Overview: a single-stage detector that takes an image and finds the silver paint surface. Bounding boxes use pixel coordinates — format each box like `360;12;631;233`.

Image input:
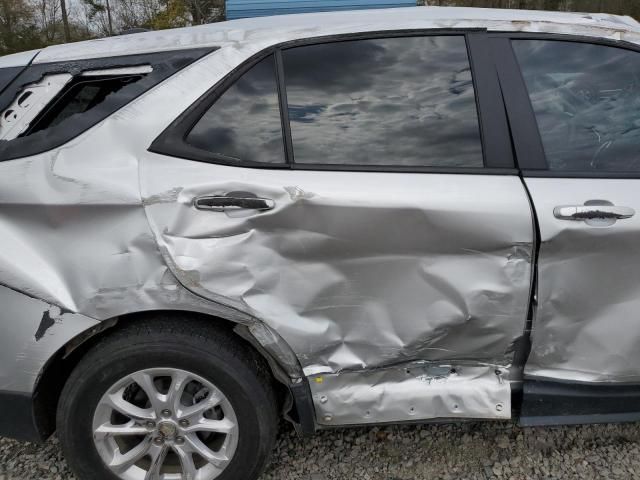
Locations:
0;49;40;68
141;156;534;380
525;178;640;383
309;363;510;425
0;284;98;392
0;7;636;425
0;142;302;394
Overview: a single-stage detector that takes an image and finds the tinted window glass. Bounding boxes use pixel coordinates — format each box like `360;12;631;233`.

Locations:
187;55;285;164
513;40;640;172
282;36;483;167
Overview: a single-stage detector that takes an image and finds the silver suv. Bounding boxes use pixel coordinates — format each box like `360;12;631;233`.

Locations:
1;6;640;480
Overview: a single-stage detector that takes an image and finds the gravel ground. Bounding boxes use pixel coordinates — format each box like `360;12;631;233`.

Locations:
2;421;640;479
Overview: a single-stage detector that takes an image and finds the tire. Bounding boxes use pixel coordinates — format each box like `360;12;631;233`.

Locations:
57;316;278;480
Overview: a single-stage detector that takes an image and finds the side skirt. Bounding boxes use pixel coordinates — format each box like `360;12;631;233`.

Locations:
520;378;640;426
308;363;511;426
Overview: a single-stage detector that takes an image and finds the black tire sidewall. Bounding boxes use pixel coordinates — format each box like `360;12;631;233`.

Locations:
58;338;276;480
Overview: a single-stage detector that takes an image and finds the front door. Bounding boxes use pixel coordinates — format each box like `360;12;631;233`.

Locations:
496;35;640;422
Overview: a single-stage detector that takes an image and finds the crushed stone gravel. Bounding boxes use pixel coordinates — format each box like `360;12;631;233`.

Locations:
2;421;640;479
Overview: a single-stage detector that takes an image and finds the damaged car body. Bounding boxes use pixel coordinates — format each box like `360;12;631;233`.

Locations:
1;6;640;480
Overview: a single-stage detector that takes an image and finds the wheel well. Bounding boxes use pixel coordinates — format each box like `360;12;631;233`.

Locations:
33;310;294;440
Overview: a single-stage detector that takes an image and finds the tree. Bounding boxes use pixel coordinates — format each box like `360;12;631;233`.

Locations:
59;0;69;40
36;0;60;42
79;0;113;35
0;0;41;55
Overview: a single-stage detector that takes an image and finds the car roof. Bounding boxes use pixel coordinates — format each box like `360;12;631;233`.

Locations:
5;6;640;66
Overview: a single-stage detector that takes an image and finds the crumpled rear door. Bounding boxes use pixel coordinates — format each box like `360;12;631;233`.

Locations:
142;33;535;381
141;32;540;425
142;159;534;375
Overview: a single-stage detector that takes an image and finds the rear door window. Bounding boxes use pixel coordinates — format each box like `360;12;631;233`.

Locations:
281;35;484;168
512;40;640;173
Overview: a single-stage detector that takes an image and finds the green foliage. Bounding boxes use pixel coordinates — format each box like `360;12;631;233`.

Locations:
148;0;190;29
0;0;39;55
82;0;107;19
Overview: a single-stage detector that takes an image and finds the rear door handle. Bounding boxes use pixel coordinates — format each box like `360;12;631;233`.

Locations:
194;194;275;212
553;205;635;221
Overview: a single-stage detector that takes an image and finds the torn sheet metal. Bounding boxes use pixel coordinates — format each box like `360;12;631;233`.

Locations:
309;363;510;425
0;284;98;393
524;178;640;383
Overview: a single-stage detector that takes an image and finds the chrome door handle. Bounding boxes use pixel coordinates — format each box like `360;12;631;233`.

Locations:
194;194;275;212
553;205;635;221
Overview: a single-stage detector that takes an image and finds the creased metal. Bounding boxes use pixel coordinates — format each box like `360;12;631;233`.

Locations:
309;363;510;425
141;154;534;377
525;178;640;383
0;133;302;393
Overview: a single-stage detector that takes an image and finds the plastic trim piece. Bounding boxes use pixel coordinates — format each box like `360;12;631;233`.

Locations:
519;379;640;427
289;381;317;435
521;170;640;179
466;32;514;170
489;36;547;172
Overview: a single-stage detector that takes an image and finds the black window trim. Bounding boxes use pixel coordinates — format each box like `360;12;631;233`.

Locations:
149;29;518;175
163;51;291;169
491;31;640;179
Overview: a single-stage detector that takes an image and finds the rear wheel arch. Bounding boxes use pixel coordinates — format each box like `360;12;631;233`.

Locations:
57;315;278;480
33;309;312;441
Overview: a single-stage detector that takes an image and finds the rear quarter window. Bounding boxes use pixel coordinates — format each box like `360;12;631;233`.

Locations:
185;54;285;164
0;48;213;161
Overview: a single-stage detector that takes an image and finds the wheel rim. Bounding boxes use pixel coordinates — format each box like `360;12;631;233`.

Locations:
92;367;239;480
